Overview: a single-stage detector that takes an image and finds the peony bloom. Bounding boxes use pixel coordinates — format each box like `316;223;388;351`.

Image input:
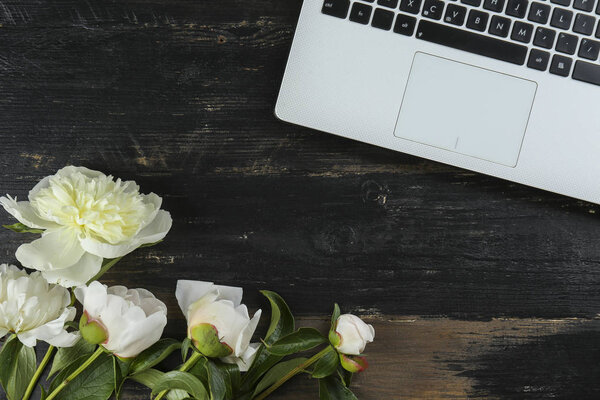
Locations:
176;280;262;371
0;166;172;287
75;281;167;358
331;314;375;355
0;264;79;347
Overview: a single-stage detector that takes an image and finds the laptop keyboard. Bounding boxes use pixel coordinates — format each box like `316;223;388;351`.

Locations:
322;0;600;87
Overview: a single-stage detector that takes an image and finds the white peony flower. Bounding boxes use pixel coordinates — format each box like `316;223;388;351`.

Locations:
0;166;172;287
176;280;262;371
332;314;375;356
74;281;167;358
0;264;79;347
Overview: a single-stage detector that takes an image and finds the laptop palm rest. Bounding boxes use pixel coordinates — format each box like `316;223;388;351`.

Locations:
394;52;537;167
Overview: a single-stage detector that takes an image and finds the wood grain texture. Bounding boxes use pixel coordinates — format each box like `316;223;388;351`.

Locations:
1;0;600;399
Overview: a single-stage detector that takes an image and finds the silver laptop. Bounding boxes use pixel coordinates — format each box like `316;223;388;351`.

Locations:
276;0;600;204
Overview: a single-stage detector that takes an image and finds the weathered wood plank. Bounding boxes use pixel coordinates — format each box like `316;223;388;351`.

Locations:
2;0;600;399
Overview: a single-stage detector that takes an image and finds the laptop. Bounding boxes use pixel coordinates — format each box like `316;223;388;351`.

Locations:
275;0;600;204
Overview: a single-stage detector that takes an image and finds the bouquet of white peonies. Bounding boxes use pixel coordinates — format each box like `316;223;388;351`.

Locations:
0;166;375;400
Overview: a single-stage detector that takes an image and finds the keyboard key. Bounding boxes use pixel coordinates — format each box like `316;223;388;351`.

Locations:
322;0;351;18
573;0;595;12
415;19;528;64
550;0;570;6
467;9;490;31
461;0;482;6
550;54;573;76
551;8;573;29
394;13;417;34
444;4;467;25
597;21;600;37
372;8;395;29
350;3;373;24
489;15;512;36
597;0;600;14
511;21;534;42
484;0;506;11
579;38;600;59
400;0;422;14
422;0;445;19
528;2;551;23
572;60;600;86
533;27;557;48
378;0;399;8
556;32;578;54
527;48;550;70
506;0;528;18
573;14;596;35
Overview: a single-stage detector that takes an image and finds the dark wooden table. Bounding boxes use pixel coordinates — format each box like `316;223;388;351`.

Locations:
1;1;600;399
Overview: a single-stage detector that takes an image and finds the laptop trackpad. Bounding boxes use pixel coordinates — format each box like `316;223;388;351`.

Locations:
394;52;537;167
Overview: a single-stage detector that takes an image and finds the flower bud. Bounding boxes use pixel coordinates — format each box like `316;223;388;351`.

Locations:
332;314;375;355
79;311;108;345
176;280;262;371
75;281;167;358
340;354;369;373
189;323;233;358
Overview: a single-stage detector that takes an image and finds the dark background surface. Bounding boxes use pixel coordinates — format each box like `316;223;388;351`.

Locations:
1;0;600;398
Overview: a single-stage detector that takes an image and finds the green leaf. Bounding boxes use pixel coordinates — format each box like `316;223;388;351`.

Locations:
139;240;163;248
2;222;44;234
337;367;353;387
206;360;227;400
49;337;96;378
114;357;131;399
261;291;295;343
151;371;209;400
48;352;115;400
215;362;240;399
0;337;36;400
188;357;209;386
129;369;188;400
266;328;327;356
319;376;358;400
312;346;339;378
240;291;295;390
181;337;192;363
252;357;308;398
331;304;341;330
129;338;181;375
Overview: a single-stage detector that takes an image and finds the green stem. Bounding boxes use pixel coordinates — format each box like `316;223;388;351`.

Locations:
154;351;203;400
45;347;104;400
87;256;123;284
22;345;56;400
254;346;331;400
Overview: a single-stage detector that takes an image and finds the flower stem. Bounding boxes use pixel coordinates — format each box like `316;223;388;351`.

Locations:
87;256;123;284
22;345;56;400
154;351;203;400
45;347;104;400
254;346;331;400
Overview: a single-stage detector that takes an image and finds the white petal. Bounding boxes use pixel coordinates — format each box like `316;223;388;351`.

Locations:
176;281;216;317
46;330;81;348
0;328;8;339
75;281;108;316
22;307;79;348
79;210;172;259
16;228;85;272
42;252;103;288
27;166;103;200
175;280;244;318
0;195;58;229
234;309;262;357
109;311;167;358
17;332;37;347
221;343;260;372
